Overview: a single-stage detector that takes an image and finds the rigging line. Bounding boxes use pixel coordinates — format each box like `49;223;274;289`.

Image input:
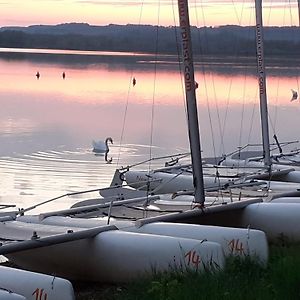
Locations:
270;77;280;135
211;81;224;156
242;42;257;147
283;0;288;26
148;0;161;174
237;76;247;158
230;0;246;24
199;20;224;158
213;2;249;159
247;99;258;143
120;152;190;170
266;0;273;25
116;76;133;167
220;0;251;157
288;0;295;25
266;0;291;138
274;0;300;134
116;0;145;167
235;3;255;161
195;0;218;159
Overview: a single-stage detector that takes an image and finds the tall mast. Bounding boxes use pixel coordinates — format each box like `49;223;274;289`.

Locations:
255;0;271;169
177;0;205;204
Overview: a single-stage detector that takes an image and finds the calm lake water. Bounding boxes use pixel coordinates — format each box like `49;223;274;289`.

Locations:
0;48;299;212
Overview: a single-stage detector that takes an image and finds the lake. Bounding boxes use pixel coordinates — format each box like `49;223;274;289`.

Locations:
0;48;299;213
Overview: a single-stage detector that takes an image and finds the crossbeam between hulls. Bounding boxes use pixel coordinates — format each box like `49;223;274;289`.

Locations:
0;225;117;255
40;195;160;219
177;0;205;204
136;198;262;227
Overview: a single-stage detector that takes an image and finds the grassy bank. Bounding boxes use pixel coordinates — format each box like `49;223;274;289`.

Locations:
75;245;300;300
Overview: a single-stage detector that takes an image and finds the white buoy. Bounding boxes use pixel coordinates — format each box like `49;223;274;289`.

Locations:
0;265;75;300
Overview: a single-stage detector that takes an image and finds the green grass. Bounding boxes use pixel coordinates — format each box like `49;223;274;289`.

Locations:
75;245;300;300
116;246;300;300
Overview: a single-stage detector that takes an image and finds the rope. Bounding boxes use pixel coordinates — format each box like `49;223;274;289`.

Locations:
247;94;258;144
224;3;254;167
193;0;218;160
148;0;161;175
264;0;299;145
221;3;254;159
116;1;145;168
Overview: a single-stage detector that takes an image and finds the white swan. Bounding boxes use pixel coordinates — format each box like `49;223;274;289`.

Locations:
92;137;113;153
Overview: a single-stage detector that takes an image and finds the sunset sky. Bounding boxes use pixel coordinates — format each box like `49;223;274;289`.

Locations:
0;0;299;28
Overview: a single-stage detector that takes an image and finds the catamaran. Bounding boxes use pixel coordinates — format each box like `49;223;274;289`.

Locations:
0;0;300;286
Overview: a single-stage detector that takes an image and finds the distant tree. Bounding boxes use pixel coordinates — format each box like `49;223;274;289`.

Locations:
0;24;299;57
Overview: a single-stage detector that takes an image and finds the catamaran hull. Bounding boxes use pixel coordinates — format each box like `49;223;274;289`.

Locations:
0;290;25;300
125;170;232;194
241;203;300;244
0;265;75;300
270;197;300;203
3;224;224;282
126;222;268;262
17;215;268;262
222;158;300;183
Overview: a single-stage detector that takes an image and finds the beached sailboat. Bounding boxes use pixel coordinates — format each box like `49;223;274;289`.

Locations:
62;0;300;246
1;0;300;285
122;0;300;192
220;2;300;183
0;265;75;300
0;0;251;283
90;0;300;245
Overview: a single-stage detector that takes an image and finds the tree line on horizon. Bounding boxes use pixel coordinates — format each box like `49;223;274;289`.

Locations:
0;24;299;57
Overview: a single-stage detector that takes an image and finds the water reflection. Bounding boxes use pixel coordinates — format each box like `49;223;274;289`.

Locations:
0;50;299;212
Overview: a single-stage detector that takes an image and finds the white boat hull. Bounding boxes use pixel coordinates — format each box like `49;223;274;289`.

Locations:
241;202;300;244
1;221;225;282
222;158;300;183
125;170;231;194
270;197;300;203
17;215;268;262
0;265;75;300
0;290;26;300
126;222;268;263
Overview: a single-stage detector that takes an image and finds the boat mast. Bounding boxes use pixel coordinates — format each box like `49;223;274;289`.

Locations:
177;0;205;204
255;0;271;169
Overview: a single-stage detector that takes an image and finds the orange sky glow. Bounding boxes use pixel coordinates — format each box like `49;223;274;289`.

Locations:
0;0;299;28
